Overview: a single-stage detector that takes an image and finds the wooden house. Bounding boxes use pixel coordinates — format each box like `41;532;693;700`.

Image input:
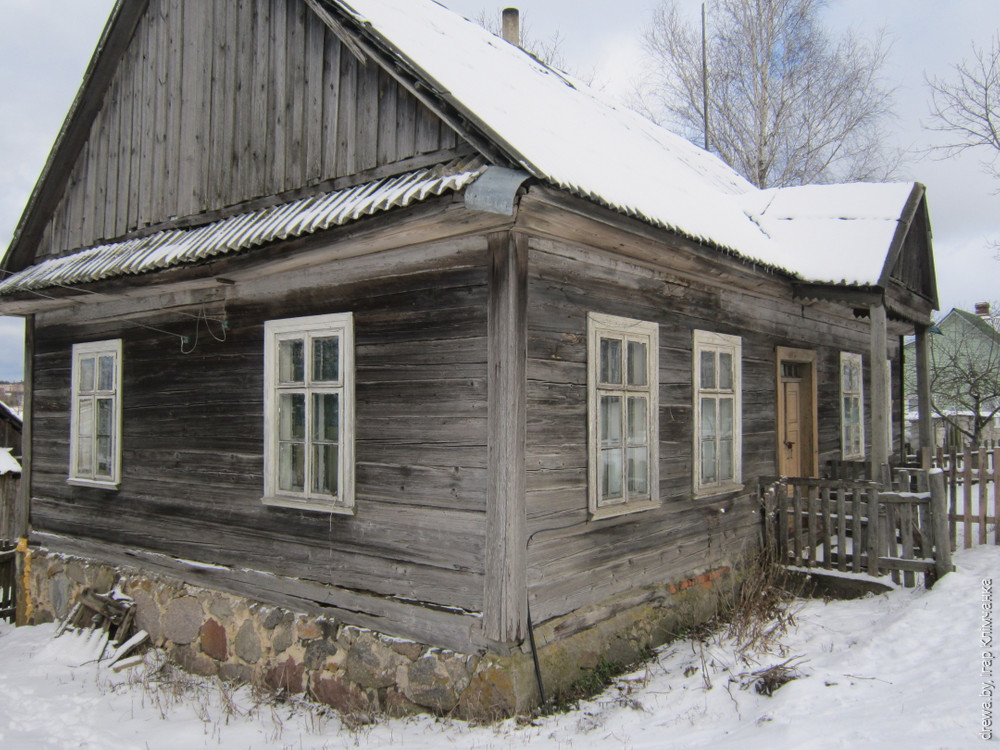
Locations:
0;0;938;715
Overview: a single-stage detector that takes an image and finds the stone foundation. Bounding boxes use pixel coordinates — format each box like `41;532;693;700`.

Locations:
21;546;733;719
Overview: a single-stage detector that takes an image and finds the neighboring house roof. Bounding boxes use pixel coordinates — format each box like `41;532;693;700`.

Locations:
948;308;1000;341
0;0;934;301
0;156;485;294
0;400;21;429
0;447;20;476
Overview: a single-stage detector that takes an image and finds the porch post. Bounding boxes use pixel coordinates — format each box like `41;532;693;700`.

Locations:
870;302;890;479
914;324;934;467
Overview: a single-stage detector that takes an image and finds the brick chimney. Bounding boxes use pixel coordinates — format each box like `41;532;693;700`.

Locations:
502;8;519;46
975;302;991;318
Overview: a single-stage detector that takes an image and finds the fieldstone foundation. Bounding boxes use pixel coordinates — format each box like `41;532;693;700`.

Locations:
22;547;733;719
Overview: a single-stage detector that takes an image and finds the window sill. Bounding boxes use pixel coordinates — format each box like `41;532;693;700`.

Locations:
67;477;120;490
694;481;744;499
589;498;659;521
262;496;355;515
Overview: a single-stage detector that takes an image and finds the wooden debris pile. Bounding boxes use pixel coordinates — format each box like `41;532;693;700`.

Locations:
55;586;149;671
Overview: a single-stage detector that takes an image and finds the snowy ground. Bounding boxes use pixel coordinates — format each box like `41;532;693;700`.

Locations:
0;545;996;749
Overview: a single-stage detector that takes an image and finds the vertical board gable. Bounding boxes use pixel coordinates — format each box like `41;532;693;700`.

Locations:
32;0;465;264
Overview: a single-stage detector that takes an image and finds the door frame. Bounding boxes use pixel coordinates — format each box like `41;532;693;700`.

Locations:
775;347;819;477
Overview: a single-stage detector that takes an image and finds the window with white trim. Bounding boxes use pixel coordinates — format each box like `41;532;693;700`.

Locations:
587;313;659;519
264;312;355;514
694;330;742;494
840;352;865;459
69;339;123;488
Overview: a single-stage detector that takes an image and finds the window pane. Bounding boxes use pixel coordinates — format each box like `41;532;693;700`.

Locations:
701;440;717;483
719;398;734;439
279;339;305;384
279;443;305;493
600;396;622;446
600;338;622;385
718;352;733;390
601;448;623;501
96;398;113;437
77;439;93;476
627;446;648;494
77;398;93;475
98;356;115;391
79;357;95;392
719;438;734;481
279;393;305;441
312;444;339;496
312;336;340;383
700;397;716;440
700;350;716;389
312;393;339;442
77;398;94;438
96;437;112;478
627;397;647;444
627;341;647;386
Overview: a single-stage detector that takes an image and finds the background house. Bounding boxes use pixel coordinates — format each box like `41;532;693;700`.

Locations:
0;0;938;715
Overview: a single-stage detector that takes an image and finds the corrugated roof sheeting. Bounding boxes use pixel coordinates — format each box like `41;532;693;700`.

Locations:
0;156;486;295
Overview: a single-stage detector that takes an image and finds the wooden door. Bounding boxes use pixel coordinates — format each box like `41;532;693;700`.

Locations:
776;349;818;478
781;379;802;476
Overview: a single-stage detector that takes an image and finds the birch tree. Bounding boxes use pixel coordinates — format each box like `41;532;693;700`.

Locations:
636;0;899;188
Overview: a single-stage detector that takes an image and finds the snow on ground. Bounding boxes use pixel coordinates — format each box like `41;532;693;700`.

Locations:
0;545;996;749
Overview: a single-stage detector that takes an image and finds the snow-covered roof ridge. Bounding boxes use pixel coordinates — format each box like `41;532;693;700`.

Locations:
331;0;919;287
0;399;21;426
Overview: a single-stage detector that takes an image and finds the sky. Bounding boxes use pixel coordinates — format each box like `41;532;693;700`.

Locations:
1;0;999;381
0;541;995;747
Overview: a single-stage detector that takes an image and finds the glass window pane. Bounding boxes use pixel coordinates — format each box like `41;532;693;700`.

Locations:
719;438;734;481
98;356;115;391
279;443;305;493
600;396;622;446
700;350;716;389
600;338;622;385
601;448;623;501
627;341;647;386
701;440;717;483
313;336;340;383
79;358;95;392
96;437;112;478
719;398;734;439
627;446;648;495
312;393;339;442
77;439;93;476
77;398;94;438
627;397;647;444
312;444;339;496
718;352;733;390
96;398;113;437
279;339;305;384
701;397;716;440
279;393;305;441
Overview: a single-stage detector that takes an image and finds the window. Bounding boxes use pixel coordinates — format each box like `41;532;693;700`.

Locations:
694;330;742;494
69;339;123;488
841;352;865;459
587;313;659;519
264;312;355;513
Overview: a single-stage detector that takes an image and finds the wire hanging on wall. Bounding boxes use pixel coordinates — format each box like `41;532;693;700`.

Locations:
180;306;229;355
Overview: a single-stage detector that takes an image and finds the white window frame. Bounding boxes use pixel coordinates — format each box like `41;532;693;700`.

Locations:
693;330;742;496
68;339;123;489
587;313;659;520
840;351;865;460
263;312;355;514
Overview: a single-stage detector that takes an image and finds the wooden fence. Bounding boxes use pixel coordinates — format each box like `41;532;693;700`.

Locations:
931;445;999;549
760;472;951;589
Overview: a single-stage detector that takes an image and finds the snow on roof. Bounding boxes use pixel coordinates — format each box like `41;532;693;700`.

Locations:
0;399;21;426
335;0;917;286
0;447;20;475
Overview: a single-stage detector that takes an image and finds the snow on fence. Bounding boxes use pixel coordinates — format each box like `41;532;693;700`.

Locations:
760;472;952;589
932;445;1000;549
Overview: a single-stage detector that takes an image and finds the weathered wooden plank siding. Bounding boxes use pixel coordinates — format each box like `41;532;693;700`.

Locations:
28;242;490;613
522;236;897;624
37;0;467;261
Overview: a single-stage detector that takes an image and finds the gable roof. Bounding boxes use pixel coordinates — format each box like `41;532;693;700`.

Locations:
943;308;1000;341
1;0;936;308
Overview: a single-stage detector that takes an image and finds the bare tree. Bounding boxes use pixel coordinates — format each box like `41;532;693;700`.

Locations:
926;33;1000;179
636;0;899;188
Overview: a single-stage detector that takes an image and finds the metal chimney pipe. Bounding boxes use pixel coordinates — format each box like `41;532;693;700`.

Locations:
502;8;519;46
